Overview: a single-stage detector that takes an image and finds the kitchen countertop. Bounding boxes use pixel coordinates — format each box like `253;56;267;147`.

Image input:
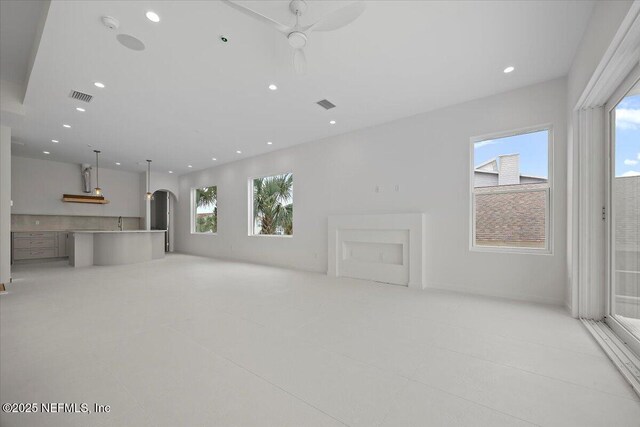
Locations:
12;229;164;233
70;230;167;234
12;229;71;232
70;229;166;267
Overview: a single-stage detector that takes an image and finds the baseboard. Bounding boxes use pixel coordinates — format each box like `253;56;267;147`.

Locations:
172;250;326;275
565;295;573;315
425;282;564;307
169;251;564;306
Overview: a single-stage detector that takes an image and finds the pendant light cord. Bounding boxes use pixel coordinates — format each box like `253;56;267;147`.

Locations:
146;160;152;198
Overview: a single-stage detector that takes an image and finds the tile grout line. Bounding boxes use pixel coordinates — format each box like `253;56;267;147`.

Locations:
417;341;640;403
171;313;546;427
279;311;542;426
189;297;640;406
283;313;640;404
374;378;412;427
406;377;541;427
163;322;352;427
277;331;541;426
401;312;608;360
6;255;638;426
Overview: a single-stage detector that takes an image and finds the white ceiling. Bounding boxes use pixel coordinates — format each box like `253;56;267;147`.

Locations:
0;0;48;85
5;0;595;174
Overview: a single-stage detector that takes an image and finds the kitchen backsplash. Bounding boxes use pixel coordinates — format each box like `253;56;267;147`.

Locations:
11;214;142;231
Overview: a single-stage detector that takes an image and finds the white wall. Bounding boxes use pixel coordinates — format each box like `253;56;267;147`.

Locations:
177;77;568;305
0;126;11;286
565;0;634;312
11;156;142;217
149;172;179;200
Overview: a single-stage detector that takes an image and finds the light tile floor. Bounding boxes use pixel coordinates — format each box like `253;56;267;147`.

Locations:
1;254;639;426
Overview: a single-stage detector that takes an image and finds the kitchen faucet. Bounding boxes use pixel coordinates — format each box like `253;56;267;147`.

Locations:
118;216;123;231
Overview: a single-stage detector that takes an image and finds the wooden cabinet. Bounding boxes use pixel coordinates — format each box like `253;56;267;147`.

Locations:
14;231;56;238
57;232;68;257
13;237;55;249
12;231;69;261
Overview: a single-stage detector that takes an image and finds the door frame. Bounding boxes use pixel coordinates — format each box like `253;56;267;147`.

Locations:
604;64;640;355
570;2;640;319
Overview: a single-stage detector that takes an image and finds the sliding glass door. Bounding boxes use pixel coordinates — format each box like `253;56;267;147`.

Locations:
607;66;640;352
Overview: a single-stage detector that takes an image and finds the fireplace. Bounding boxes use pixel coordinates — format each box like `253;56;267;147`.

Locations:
328;213;426;289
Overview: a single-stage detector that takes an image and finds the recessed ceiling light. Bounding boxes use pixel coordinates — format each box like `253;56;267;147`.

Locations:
76;107;85;112
115;162;121;165
51;139;59;143
236;150;242;154
188;165;193;168
329;120;336;125
503;66;515;73
63;124;71;128
146;11;160;22
169;171;173;174
268;84;277;91
94;82;105;88
267;141;273;145
43;151;50;155
212;157;217;161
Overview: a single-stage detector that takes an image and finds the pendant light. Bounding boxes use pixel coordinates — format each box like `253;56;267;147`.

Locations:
94;150;102;196
145;159;153;200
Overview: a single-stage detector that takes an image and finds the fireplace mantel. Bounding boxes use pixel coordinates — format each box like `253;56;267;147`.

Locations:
328;213;427;289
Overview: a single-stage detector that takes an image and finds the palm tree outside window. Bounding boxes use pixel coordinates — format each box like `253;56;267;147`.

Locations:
252;173;293;235
193;186;217;233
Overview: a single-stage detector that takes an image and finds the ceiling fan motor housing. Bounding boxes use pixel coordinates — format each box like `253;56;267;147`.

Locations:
222;0;366;74
288;31;307;48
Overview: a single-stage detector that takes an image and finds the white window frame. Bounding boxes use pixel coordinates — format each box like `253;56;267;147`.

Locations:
191;186;217;235
469;124;553;255
604;63;640;356
248;172;294;238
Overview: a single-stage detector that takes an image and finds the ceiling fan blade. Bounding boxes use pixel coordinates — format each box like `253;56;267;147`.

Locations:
221;0;291;33
304;1;366;33
293;49;307;75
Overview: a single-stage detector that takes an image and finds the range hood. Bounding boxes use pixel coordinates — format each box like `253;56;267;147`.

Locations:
61;163;109;204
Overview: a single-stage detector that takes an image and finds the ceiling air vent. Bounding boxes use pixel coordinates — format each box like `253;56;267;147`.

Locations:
69;90;93;103
316;99;336;110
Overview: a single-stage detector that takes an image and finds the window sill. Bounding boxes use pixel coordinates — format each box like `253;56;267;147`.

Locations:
191;232;218;236
470;245;552;256
248;234;293;238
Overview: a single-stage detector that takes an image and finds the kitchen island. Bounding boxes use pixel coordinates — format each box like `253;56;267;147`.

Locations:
69;230;166;267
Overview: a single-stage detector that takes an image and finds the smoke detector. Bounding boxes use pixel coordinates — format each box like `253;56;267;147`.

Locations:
102;16;119;30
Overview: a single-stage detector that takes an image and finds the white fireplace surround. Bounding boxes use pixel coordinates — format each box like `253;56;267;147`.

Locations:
328;213;427;289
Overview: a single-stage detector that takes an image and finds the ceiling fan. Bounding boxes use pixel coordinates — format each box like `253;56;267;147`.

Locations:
222;0;366;74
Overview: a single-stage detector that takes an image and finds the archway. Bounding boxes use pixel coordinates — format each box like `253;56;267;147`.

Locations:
150;189;178;252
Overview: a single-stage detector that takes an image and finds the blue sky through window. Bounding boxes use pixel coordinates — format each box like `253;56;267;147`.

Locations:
474;130;548;178
615;93;640;178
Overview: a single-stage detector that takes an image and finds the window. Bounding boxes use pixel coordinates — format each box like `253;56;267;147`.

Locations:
609;76;640;341
192;186;217;233
250;173;293;236
471;128;551;252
